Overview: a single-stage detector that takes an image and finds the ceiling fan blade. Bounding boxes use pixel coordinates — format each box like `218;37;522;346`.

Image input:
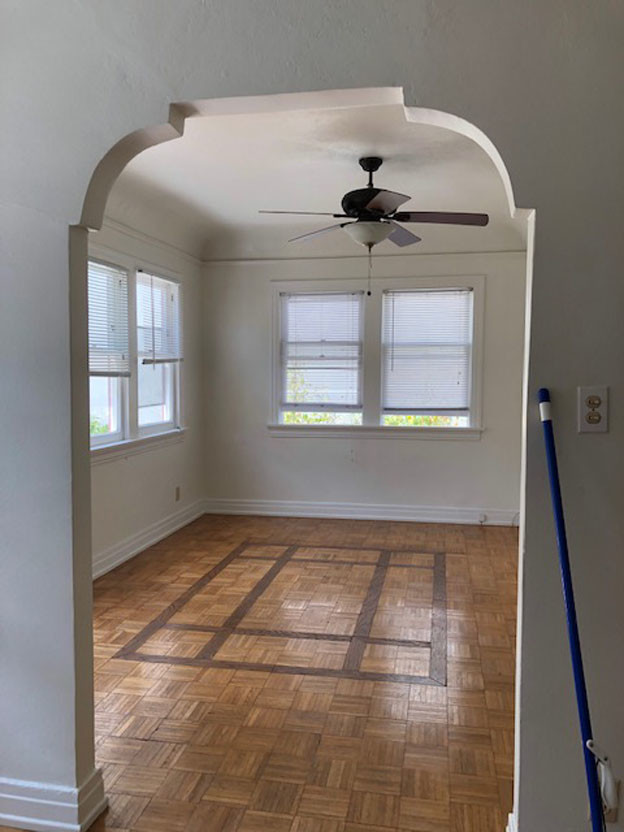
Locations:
393;211;489;226
365;189;411;215
288;222;349;243
259;210;346;217
387;222;422;247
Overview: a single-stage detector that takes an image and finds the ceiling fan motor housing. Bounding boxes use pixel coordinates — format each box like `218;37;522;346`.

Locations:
341;157;388;217
341;188;388;218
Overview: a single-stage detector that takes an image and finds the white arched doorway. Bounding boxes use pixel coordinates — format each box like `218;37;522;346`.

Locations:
70;87;532;831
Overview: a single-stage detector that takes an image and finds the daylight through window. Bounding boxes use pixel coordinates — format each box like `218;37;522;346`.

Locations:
277;285;476;428
280;292;364;425
88;260;182;447
381;289;473;427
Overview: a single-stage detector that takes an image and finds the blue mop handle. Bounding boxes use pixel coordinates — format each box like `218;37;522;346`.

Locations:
538;388;604;832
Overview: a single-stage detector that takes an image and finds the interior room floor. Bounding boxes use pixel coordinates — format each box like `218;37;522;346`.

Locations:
28;515;518;832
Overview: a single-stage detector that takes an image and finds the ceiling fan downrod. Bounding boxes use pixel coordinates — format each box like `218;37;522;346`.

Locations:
359;156;383;188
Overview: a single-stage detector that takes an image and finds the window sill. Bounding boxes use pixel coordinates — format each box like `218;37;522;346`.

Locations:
267;424;483;440
91;427;187;465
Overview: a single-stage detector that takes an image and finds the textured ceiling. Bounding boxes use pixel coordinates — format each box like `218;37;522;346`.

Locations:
105;104;526;260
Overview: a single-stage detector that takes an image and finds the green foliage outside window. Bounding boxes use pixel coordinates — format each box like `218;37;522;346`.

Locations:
90;416;109;435
283;370;360;424
283;410;342;424
282;371;464;427
383;414;464;427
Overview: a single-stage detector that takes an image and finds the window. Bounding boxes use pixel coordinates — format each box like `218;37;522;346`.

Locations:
88;259;182;448
279;292;363;425
88;260;129;445
89;376;122;440
381;289;473;427
136;272;181;435
273;281;480;433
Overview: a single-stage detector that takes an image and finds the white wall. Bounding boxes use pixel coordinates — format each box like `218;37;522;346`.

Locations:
203;251;525;523
89;221;206;577
3;5;624;832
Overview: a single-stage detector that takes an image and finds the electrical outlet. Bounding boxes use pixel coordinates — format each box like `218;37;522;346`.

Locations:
578;386;608;433
175;485;181;502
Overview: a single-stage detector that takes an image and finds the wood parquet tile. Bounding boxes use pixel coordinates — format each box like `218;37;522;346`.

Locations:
3;515;518;832
114;537;447;686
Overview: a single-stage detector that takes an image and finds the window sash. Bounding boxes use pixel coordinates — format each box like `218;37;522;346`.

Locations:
89;375;126;446
137;359;177;435
88;260;130;377
136;271;182;365
383;405;471;413
282;403;363;413
381;289;473;414
280;292;364;413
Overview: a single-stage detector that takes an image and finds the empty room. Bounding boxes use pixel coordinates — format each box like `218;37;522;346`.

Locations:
4;5;623;832
83;97;527;830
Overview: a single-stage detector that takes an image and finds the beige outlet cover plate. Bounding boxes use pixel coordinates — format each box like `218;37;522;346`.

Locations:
578;385;608;433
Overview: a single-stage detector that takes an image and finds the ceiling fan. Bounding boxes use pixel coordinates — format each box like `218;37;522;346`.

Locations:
260;156;489;249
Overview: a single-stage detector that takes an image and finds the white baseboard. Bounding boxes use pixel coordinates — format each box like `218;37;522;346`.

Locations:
92;497;517;580
0;768;106;831
92;498;206;579
506;811;518;832
203;498;518;526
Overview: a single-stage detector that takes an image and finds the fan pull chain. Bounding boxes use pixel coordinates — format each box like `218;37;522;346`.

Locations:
391;291;396;371
367;244;373;296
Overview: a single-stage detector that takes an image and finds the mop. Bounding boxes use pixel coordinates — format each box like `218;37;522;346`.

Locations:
538;388;616;830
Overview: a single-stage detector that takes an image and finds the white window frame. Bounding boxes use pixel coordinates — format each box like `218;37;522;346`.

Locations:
88;257;130;449
269;275;484;439
270;279;366;425
277;288;365;422
88;245;184;459
88;375;127;449
135;271;182;439
137;360;180;438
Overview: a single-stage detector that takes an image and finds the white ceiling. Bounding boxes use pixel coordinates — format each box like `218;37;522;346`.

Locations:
105;104;526;260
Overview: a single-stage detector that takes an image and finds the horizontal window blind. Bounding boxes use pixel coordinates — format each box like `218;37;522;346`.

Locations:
382;289;473;412
137;272;182;365
88;260;130;377
281;292;363;410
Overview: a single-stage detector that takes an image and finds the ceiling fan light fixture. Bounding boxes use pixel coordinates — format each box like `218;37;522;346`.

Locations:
344;221;392;248
260;156;489;248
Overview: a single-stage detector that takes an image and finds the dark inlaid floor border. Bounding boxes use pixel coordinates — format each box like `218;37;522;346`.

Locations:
196;545;298;661
429;552;447;684
240;555;432;569
343;550;391;672
163;622;430;649
115;539;447;686
235;539;448;555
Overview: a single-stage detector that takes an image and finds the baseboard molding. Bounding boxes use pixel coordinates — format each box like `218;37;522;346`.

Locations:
203;498;518;526
506;812;517;832
92;499;206;579
92;497;517;579
0;768;106;832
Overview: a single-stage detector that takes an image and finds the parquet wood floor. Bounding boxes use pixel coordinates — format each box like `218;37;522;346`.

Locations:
1;515;518;832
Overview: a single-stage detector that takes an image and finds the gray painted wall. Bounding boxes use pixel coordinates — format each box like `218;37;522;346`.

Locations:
2;4;623;830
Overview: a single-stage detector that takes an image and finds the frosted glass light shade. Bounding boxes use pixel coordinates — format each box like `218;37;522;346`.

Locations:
344;221;392;248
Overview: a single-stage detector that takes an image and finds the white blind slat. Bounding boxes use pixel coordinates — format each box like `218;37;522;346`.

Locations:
88;260;130;377
281;292;363;410
382;289;473;412
137;272;182;364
